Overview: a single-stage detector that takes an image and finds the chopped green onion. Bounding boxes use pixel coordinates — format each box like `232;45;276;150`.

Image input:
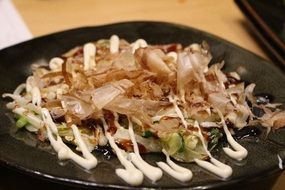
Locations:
58;124;73;136
178;133;185;153
16;116;28;128
210;128;223;146
14;114;21;120
141;130;153;138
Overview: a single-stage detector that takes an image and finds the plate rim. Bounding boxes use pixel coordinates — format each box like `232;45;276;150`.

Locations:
0;20;279;68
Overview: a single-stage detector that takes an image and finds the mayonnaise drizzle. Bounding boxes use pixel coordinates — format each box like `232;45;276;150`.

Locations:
41;108;97;170
26;76;41;106
13;83;26;95
157;149;192;182
131;39;147;53
71;124;98;162
193;121;232;179
31;87;41;106
83;43;96;70
217;110;248;161
168;95;232;179
168;95;188;128
167;52;178;62
113;112;124;130
26;76;34;93
49;57;64;71
277;155;283;170
127;117;163;182
110;35;120;53
101;118;143;186
151;114;178;122
194;157;232;179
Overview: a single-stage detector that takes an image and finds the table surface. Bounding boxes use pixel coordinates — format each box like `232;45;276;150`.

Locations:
2;0;284;189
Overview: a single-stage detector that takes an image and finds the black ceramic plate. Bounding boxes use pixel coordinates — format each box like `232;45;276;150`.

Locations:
0;21;285;189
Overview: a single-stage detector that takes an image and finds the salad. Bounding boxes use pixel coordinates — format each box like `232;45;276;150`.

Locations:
3;35;285;185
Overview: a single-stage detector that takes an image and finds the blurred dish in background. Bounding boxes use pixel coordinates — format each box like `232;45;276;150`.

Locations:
235;0;285;68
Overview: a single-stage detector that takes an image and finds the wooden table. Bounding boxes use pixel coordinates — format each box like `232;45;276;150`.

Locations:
5;0;284;189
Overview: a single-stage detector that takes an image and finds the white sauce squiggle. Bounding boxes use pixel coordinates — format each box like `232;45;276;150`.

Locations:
193;121;232;179
277;155;283;170
168;95;188;128
13;83;26;95
167;52;178;62
151;114;178;122
127;117;163;182
3;93;40;114
217;110;248;161
113;112;124;130
101;118;143;186
31;87;41;106
26;76;41;106
110;35;120;53
157;149;193;182
194;157;232;179
71;124;98;162
26;76;34;93
131;39;147;53
168;96;232;179
42;108;97;170
83;43;96;70
49;57;64;71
